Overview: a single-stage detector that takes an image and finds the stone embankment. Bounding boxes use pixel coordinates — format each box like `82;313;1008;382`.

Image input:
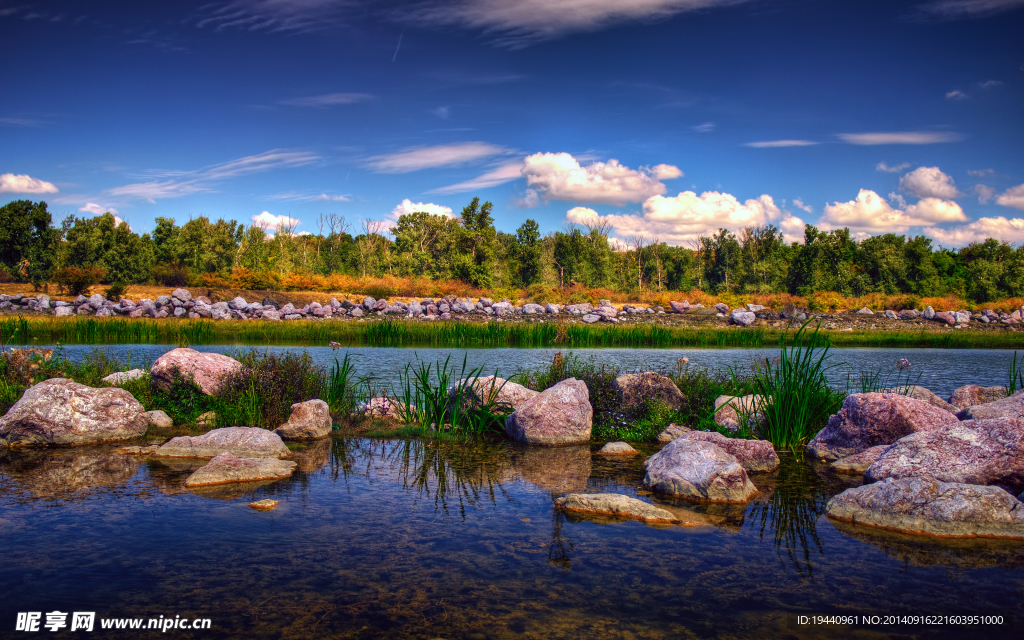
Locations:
4;289;1019;330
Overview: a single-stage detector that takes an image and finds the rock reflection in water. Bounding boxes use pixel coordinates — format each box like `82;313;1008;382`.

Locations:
0;446;139;501
287;438;331;473
509;443;591;493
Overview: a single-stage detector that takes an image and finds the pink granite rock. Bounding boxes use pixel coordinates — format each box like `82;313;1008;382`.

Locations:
274;399;332;441
643;438;758;503
150;348;243;395
505;378;592;446
677;430;779;472
153;426;290;459
184;452;296;487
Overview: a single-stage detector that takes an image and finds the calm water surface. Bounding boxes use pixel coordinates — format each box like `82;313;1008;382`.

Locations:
1;437;1023;639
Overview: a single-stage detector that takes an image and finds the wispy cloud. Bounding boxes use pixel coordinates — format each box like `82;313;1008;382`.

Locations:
79;202;119;215
918;0;1024;18
280;92;373;107
838;131;963;145
193;0;352;34
945;89;968;100
428;161;524;194
268;191;351;202
744;140;817;148
876;161;911;173
691;122;715;133
0;173;59;194
366;142;510;173
968;168;994;176
0;116;46;127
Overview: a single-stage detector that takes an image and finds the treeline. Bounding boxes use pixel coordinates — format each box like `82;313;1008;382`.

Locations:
2;198;1024;303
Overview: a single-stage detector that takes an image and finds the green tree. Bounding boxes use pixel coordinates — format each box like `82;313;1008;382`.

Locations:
0;200;59;285
514;219;542;286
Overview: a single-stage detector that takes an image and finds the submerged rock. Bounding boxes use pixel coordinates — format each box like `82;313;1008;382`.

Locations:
612;372;685;412
248;499;279;511
184;452;296;487
825;477;1024;539
505;378;592;446
153;426;290;459
0;378;148;448
150;348;243;395
643;438;758;503
807;392;959;461
274;399;332;441
950;384;1008;411
676;430;779;472
831;445;890;475
555;493;678;523
597;441;638;455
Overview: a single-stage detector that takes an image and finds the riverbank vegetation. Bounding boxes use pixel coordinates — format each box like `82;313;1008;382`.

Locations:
5;198;1024;308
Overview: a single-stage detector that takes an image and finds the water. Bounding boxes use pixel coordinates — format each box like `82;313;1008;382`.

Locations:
46;344;1019;398
1;438;1022;639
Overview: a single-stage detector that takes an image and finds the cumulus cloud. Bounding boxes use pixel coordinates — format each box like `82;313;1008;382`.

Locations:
390;199;455;219
792;199;812;213
927;217;1024;246
521;152;681;206
253;211;300;232
79;203;119;215
0;173;58;194
820;189;967;233
279;92;373;107
838;132;962;145
975;184;996;204
899;166;960;199
996;184;1024;210
876;162;911;173
945;90;968;100
429;161;524;194
405;0;751;47
564;190;804;245
744;140;817;148
367;142;509;173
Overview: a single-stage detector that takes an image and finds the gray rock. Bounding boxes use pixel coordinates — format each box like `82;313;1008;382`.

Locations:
184;452;296;487
922;305;935;320
156;295;172;306
856;307;874;315
88;293;105;307
450;375;539;412
955;310;971;324
283;313;302;321
274;399;332;441
362;296;377;310
884;310;898;320
154;426;290;459
555;493;679;523
505;378;592;446
597;441;638;455
567;303;594;315
825;477;1024;539
172;288;192;302
746;303;765;312
144;410;173;430
228;296;248;310
0;379;148;448
676;430;780;472
580;313;600;324
831;445;890;475
643;438;758;503
261;309;282;321
656;424;691;443
54;306;74;317
522;303;545;315
546;303;561;314
102;369;147;386
899;309;920;320
612;372;685;412
731;309;756;326
714;302;729;314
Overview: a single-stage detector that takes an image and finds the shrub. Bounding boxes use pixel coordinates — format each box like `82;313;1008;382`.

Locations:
105;282;128;301
52;266;107;296
151;264;191;287
230;267;281;291
807;291;846;312
214;350;328;429
0;266;14;284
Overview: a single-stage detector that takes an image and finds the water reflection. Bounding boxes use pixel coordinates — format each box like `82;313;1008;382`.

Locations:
0;446;139;502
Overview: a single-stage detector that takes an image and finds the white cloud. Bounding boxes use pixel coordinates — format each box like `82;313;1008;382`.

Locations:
899;166;960;199
267;191;351;202
838;132;963;145
792;199;812;213
194;0;350;34
107;180;209;203
945;90;968;100
429;161;524;194
79;203;119;215
968;168;994;176
564;190;803;245
0;173;58;194
252;211;300;232
996;184;1024;210
876;162;911;173
390;199;455;219
926;217;1024;247
692;122;715;133
744;140;817;148
920;0;1024;18
978;80;1003;88
367;142;509;173
514;188;543;208
279;92;373;107
406;0;751;47
521;152;680;206
975;184;996;204
820;189;966;233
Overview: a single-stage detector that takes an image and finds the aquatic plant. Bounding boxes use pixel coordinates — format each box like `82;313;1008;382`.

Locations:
853;356;921;395
1008;351;1023;395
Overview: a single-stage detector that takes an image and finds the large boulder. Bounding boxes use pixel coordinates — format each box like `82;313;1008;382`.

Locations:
153;426;290;459
555;493;679;524
865;419;1024;494
806;393;959;461
451;376;539;413
184;452;297;487
676;430;779;472
831;445;890;475
730;309;756;326
954;390;1024;420
825;477;1024;539
0;378;148;448
505;378;592;446
150;348;243;395
895;386;955;413
950;384;1008;411
643;438;758;503
274;399;332;441
611;372;685;413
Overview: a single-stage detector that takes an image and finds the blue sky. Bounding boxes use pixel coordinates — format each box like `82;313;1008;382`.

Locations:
2;0;1023;247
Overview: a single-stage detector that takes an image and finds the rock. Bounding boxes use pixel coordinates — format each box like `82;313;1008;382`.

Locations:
884;310;898;320
949;384;1009;411
955;310;971;324
676;430;780;472
248;499;279;511
228;296;248;310
656;424;691;443
101;369;147;386
891;386;956;412
153;426;290;459
0;378;149;448
825;477;1024;539
451;376;539;412
274;399;332;441
184;452;296;487
555;493;679;523
714;302;729;314
172;288;192;302
669;300;690;313
522;303;545;315
362;396;408;420
922;305;935;320
643;438;758;503
597;441;638;455
856;307;874;315
580;313;600;324
713;394;766;433
865;419;1024;494
746;303;765;312
545;303;561;314
955;391;1024;420
731;309;756;326
505;378;592;446
566;303;594;315
88;293;105;307
150;348;243;395
933;311;956;325
806;393;959;461
831;445;890;475
899;309;920;320
261;309;282;321
116;444;160;455
612;372;685;413
144;410;173;430
54;306;73;317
